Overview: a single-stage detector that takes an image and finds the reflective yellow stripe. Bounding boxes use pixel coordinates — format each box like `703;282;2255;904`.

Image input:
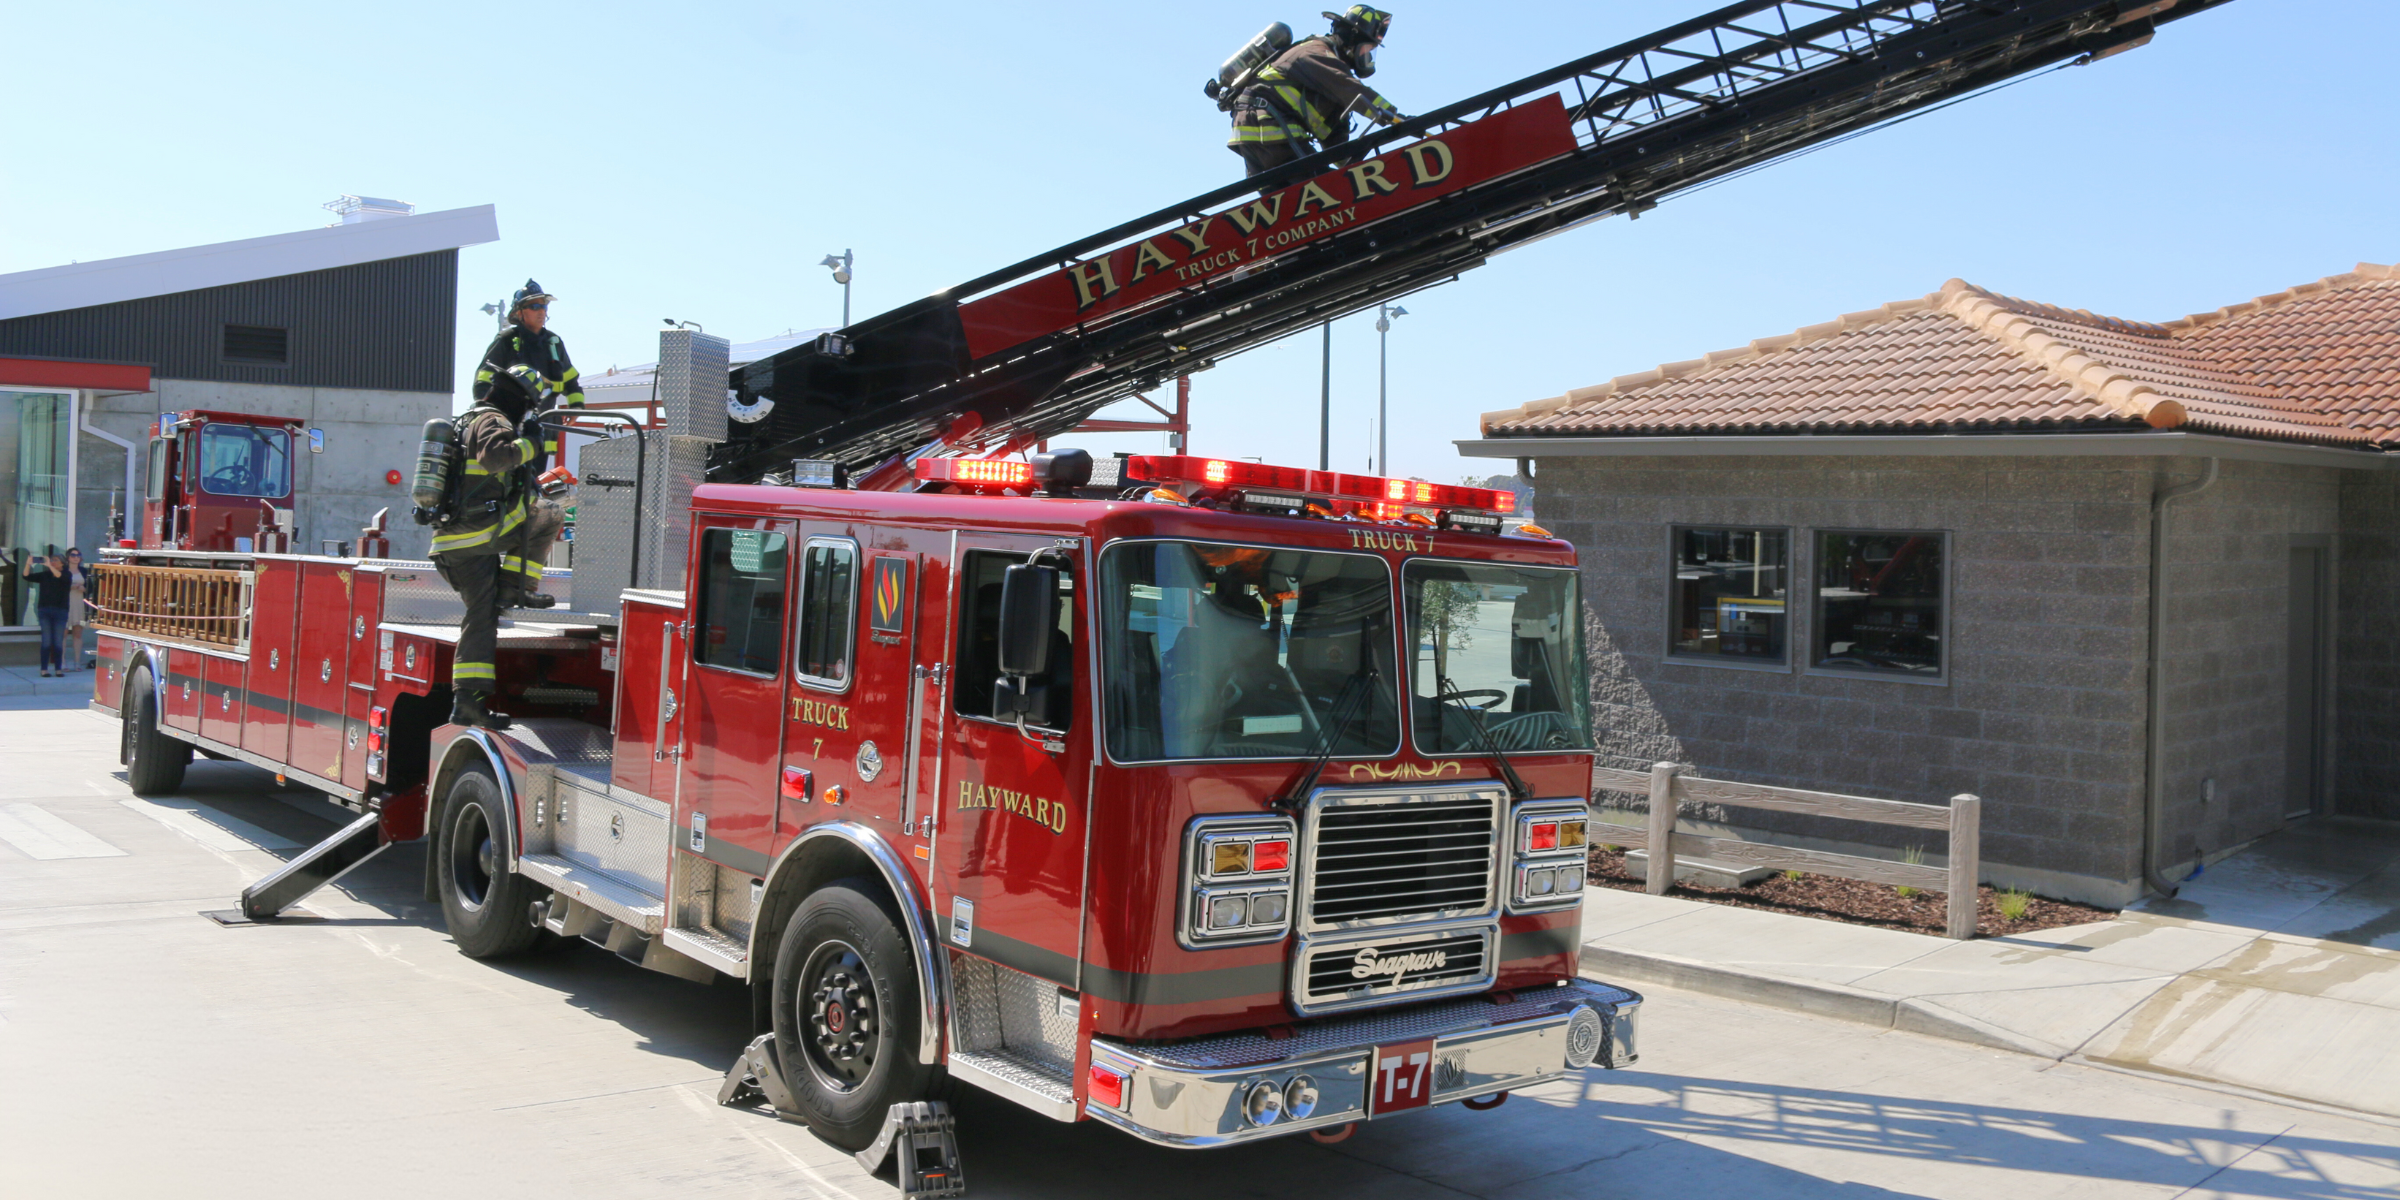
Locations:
453;662;495;680
513;437;535;461
559;367;580;384
475;368;494;382
429;503;525;552
462;462;492;476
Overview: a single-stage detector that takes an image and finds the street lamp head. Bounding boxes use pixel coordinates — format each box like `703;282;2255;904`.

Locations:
479;302;500;316
1390;306;1407;319
819;254;845;269
832;268;852;285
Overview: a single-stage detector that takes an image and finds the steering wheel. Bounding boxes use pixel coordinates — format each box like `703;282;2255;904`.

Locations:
1437;688;1509;711
203;467;257;495
1487;710;1578;751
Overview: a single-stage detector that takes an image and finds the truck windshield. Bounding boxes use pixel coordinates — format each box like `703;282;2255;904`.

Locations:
1405;560;1592;755
196;424;290;498
1100;541;1398;762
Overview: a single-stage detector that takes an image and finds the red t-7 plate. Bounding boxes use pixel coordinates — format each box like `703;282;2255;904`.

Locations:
1370;1038;1436;1116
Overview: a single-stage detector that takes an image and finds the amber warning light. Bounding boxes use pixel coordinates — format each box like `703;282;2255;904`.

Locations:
913;457;1035;491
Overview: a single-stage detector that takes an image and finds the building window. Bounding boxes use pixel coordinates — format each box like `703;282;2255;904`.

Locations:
1669;526;1789;665
793;538;857;690
1814;531;1946;680
693;527;787;676
222;324;289;366
3;390;73;629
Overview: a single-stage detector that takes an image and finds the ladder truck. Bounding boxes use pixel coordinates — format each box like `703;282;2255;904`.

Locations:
84;2;2234;1191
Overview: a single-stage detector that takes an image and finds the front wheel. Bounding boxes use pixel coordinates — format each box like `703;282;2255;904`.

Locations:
435;763;543;959
122;665;190;794
771;878;941;1150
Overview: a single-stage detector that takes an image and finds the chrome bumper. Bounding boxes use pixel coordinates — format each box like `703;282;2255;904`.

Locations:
1084;979;1639;1148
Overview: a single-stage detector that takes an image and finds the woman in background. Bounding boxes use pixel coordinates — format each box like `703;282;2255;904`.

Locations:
63;548;90;670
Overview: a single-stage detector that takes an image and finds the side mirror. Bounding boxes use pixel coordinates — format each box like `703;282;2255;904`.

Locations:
996;563;1061;678
308;429;325;454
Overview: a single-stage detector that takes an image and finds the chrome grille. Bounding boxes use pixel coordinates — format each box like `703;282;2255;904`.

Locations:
1297;926;1495;1011
1302;787;1502;931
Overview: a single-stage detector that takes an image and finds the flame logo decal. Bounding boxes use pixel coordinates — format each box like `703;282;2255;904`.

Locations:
871;558;908;633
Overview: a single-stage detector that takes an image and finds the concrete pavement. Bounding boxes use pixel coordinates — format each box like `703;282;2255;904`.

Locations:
1579;819;2400;1121
0;663;98;697
4;692;2396;1197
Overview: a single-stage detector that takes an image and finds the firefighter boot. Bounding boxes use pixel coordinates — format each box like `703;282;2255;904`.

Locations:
450;691;513;731
504;590;559;610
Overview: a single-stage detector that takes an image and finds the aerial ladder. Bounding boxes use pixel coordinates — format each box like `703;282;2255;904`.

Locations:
708;0;2233;490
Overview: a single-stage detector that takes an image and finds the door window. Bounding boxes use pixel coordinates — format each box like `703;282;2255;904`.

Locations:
954;549;1073;729
694;527;788;675
795;538;858;689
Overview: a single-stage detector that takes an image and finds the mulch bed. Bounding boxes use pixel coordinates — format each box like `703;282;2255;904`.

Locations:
1585;844;2116;938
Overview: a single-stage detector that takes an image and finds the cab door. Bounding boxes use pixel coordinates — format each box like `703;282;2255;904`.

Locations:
932;534;1086;987
677;520;794;879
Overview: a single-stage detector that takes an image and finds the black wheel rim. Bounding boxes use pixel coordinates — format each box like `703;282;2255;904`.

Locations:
448;800;497;911
799;939;879;1092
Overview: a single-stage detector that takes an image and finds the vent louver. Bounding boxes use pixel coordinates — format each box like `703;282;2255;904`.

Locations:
223;324;289;365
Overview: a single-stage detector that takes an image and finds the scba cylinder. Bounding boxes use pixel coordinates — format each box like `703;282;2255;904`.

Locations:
411;417;458;522
1209;21;1293;100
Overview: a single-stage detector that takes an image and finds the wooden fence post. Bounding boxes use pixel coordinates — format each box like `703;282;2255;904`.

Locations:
1645;761;1682;895
1945;793;1981;939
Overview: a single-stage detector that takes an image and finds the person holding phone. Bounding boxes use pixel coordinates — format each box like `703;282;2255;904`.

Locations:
23;551;72;677
63;548;90;670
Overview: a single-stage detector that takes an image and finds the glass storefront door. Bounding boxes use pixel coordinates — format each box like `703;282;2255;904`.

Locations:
3;390;74;629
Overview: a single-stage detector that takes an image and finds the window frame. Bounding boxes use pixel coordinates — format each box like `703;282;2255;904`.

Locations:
1401;555;1594;759
1662;523;1795;674
1095;537;1402;766
791;535;860;694
950;547;1081;735
1805;527;1951;686
689;523;792;681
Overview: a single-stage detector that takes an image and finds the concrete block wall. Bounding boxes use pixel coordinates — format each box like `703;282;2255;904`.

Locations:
1539;454;2163;904
2153;460;2341;861
2336;472;2400;820
77;380;445;560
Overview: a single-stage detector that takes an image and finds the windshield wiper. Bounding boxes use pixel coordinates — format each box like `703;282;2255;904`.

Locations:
1276;615;1384;811
1437;675;1531;802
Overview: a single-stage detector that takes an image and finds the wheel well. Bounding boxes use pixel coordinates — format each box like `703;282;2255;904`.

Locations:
421;735;508;903
749;838;897;1034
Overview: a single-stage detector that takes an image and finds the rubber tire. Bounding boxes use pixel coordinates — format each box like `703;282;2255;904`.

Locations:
435;763;545;959
771;878;940;1151
121;665;190;795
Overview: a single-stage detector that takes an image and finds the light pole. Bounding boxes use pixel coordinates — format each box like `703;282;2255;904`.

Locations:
1318;320;1332;471
820;250;854;327
1374;304;1406;475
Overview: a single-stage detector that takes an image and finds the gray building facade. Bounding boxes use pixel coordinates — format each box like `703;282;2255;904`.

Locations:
1467;269;2400;907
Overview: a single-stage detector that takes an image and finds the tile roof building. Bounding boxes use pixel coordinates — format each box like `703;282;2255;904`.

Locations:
1460;265;2400;907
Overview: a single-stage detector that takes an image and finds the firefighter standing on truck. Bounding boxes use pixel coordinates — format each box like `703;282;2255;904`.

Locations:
433;280;581;729
1227;6;1404;181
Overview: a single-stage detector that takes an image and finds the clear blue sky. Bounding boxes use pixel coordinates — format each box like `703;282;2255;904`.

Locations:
6;1;2393;483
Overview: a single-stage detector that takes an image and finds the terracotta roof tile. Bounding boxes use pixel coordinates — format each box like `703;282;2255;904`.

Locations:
1484;265;2400;450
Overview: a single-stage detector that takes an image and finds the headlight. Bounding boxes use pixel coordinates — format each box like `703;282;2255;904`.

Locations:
1509;800;1590;912
1183;815;1296;946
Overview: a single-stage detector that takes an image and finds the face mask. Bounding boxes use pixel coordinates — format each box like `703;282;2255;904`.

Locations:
1351;45;1376;77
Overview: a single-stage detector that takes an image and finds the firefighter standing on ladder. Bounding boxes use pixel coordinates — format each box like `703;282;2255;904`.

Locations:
1227;6;1405;182
434;280;582;729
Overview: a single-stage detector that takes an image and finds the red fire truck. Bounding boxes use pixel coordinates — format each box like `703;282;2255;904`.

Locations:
83;3;2230;1186
92;447;1629;1169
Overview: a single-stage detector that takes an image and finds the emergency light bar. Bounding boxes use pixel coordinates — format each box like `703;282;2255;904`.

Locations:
1126;455;1517;522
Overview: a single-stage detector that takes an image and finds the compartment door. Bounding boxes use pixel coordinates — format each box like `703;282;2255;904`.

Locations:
288;563;353;783
931;534;1087;987
241;559;299;759
677;520;793;880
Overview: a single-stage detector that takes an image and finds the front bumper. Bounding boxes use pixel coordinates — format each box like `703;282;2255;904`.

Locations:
1084;978;1639;1148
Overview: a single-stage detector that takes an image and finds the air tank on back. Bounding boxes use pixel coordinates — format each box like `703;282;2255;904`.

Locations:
411;416;458;525
1203;22;1294;108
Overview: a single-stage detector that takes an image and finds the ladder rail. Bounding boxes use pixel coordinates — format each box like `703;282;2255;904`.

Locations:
711;0;2238;483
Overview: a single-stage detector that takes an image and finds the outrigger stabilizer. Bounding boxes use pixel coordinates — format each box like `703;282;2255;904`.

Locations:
211;811;393;925
719;1033;966;1199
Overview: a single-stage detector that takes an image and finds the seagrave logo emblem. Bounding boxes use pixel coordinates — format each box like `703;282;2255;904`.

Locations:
1351;944;1450;985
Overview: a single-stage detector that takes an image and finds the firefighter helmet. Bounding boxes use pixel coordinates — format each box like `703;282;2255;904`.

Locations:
1324;6;1391;75
509;278;556;315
